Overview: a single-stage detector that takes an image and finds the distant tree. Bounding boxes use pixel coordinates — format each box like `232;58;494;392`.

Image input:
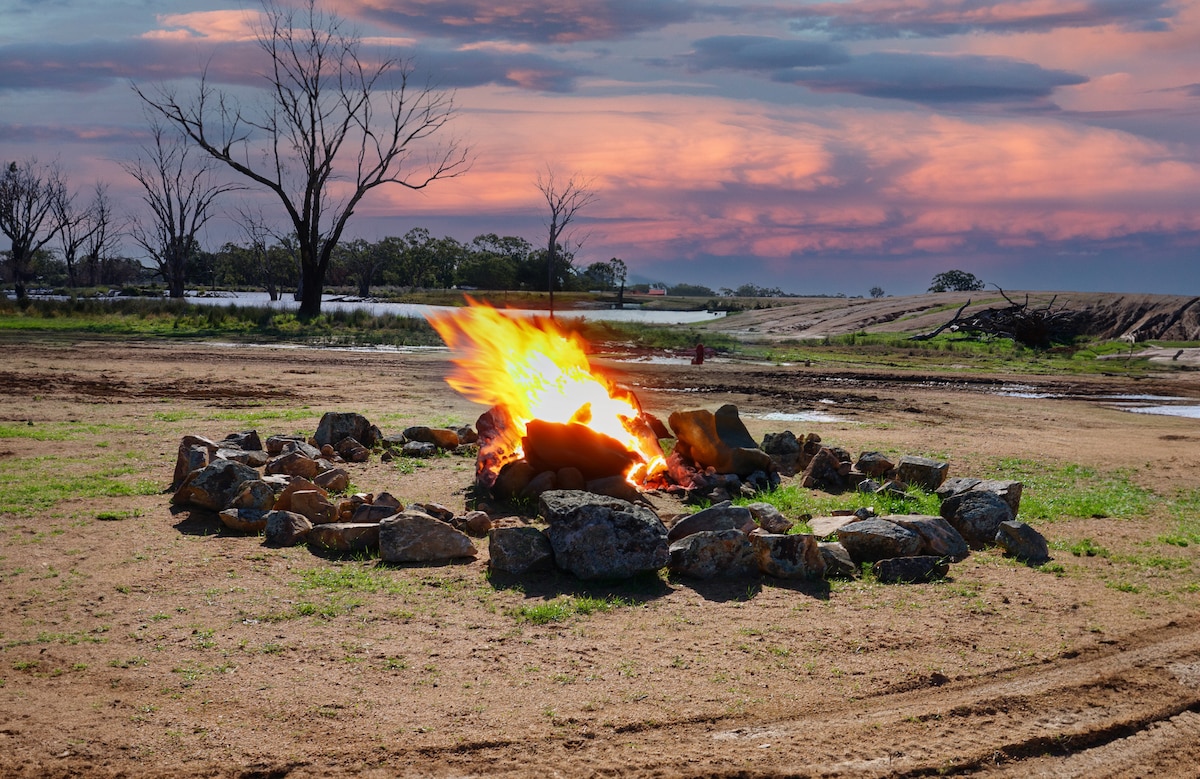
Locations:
928;270;984;292
53;181;109;288
583;260;617;290
668;283;716;297
734;283;784;297
869;286;886;298
136;0;469;317
231;207;295;300
79;184;121;287
536;166;596;316
335;238;385;297
0;158;69;299
123;121;238;297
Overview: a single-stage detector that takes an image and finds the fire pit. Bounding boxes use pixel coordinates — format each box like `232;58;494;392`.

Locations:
426;300;671;501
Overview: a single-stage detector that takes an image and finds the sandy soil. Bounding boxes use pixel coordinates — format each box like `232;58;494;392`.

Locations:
2;336;1200;778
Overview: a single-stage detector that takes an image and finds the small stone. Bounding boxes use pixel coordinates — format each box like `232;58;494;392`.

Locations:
463;511;493;537
895;455;949;491
313;468;350;493
273;477;326;513
263;510;312;547
835;518;922;564
351;503;401;524
750;533;825;580
855;451;895;478
745;502;793;534
818;541;857;578
402;440;437;459
402;426;461;449
307;522;380;553
872;555;949;584
556;467;586;491
994;520;1050;565
228;480;276;512
265;451;320;479
379;511;478;562
488;526;554;575
219;508;269;534
289;490;337;525
667;501;755;543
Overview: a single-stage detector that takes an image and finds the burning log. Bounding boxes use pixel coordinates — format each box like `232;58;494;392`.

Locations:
522;420;642;481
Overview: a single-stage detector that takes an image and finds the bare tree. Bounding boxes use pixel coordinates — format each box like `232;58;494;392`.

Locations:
80;184;122;287
134;0;470;317
123;121;240;298
54;182;109;288
536;166;596;317
0;158;68;300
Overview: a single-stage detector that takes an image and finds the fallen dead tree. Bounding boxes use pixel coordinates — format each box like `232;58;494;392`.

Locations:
910;287;1083;348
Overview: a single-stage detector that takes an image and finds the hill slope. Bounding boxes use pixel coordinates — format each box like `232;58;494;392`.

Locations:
699;291;1200;342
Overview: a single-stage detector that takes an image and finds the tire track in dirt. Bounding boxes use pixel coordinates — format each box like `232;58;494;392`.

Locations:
393;616;1200;778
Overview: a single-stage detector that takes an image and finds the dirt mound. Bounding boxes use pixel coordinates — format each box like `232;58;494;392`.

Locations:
704;291;1200;342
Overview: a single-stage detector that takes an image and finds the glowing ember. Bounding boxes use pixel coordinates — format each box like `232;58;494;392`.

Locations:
425;299;665;486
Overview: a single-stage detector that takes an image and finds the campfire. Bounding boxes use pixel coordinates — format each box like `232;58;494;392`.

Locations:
426;300;667;496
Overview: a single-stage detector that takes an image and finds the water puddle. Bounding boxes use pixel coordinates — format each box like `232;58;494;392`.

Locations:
994;386;1200;418
754;410;845;424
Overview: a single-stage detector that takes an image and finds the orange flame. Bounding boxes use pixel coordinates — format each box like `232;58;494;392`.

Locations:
425;298;665;485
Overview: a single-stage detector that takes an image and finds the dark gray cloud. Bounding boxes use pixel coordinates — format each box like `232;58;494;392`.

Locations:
777;52;1089;105
685;35;851;71
349;0;696;43
787;0;1177;40
681;34;1087;106
777;52;1087;104
0;38;585;94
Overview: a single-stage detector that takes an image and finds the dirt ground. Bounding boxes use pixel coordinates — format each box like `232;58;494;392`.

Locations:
2;336;1200;778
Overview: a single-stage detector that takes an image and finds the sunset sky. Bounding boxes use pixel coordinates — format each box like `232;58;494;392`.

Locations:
3;0;1199;296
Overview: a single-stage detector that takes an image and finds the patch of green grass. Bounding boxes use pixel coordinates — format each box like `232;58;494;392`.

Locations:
992;459;1152;522
0;420;136;441
97;509;143;521
733;483;941;529
509;595;632;625
0;455;161;516
1063;538;1110;558
295;565;412;596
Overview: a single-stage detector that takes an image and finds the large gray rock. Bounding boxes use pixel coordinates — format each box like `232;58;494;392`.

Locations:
889;515;969;562
872;555;949;583
488;526;555;575
895;456;949;491
937;477;1024;517
667;501;754;543
539;490;669;580
379;511;478;563
667;529;756;579
994;520;1050;565
750;533;825;580
835;518;922;564
171;459;261;511
263;510;313;547
314;412;378;449
941;490;1014;548
307;522;380;553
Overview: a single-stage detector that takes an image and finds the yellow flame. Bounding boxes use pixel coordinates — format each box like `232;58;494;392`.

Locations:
425;299;663;482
